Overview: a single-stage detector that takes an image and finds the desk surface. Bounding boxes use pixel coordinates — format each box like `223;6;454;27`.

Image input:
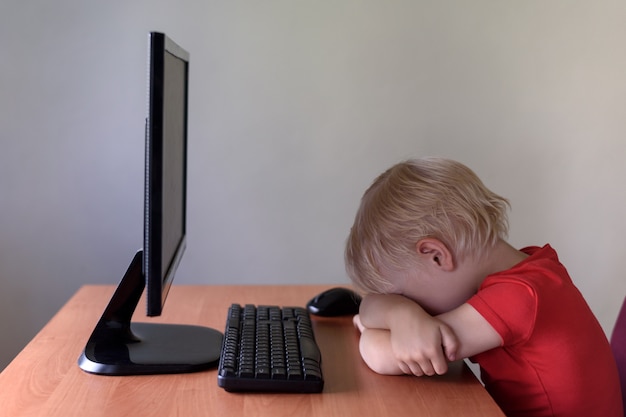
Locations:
0;285;504;417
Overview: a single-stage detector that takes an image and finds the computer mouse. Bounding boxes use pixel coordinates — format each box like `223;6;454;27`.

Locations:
306;287;362;317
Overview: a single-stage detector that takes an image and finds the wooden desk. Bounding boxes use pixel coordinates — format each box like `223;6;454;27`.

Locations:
0;285;504;417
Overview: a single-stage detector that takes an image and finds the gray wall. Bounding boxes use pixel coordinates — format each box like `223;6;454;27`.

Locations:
1;1;625;370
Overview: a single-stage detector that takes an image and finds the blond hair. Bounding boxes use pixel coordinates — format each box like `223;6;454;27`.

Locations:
345;157;510;294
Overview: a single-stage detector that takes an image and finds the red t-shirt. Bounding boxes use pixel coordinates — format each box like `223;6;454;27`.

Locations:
467;245;623;417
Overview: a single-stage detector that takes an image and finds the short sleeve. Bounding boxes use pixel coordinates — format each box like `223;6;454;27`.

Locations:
467;279;538;346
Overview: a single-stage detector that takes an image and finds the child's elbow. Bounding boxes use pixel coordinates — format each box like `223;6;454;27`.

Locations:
363;358;403;375
359;337;404;375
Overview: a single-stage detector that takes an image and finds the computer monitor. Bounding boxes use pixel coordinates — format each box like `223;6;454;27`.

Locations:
78;32;223;375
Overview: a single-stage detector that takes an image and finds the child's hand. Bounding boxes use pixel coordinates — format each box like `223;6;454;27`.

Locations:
388;308;458;376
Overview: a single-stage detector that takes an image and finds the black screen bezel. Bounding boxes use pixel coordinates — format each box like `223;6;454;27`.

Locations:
144;32;190;317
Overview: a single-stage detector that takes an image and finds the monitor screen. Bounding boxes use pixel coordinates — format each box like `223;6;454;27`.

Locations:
78;32;223;376
145;32;189;316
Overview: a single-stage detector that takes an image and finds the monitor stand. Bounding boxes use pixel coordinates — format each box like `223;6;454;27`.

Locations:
78;251;223;375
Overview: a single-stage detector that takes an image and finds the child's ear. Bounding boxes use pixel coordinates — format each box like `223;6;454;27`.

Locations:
415;238;455;271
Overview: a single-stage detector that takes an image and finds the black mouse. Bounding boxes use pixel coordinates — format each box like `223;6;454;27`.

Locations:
306;287;362;317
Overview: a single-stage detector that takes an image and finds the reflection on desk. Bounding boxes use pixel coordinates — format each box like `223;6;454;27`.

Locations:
0;285;505;417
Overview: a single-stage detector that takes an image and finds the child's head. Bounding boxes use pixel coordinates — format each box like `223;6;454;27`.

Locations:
345;157;510;294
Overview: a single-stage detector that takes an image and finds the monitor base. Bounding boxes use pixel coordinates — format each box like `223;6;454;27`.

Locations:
78;251;223;376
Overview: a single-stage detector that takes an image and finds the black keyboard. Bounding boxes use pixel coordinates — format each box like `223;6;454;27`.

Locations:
217;304;324;393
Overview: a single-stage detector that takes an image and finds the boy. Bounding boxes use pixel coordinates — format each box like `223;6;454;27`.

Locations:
345;157;622;417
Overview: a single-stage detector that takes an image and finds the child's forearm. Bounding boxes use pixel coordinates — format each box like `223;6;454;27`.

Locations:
353;314;403;374
359;328;405;375
359;293;425;330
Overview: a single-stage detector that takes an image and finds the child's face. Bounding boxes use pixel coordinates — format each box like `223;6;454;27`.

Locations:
385;265;478;315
